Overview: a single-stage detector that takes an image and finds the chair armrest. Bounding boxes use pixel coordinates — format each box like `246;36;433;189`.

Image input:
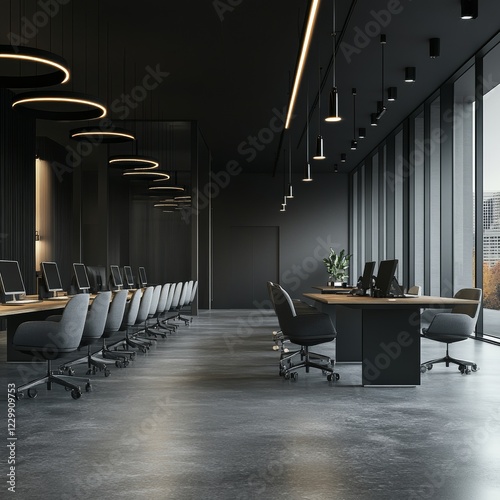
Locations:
424;313;474;338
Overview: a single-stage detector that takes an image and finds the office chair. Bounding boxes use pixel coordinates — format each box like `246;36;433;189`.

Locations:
420;288;482;375
269;282;339;382
164;281;184;326
126;286;155;351
59;291;112;377
97;290;131;367
110;288;142;353
172;281;193;325
158;283;178;333
144;284;168;338
13;294;91;399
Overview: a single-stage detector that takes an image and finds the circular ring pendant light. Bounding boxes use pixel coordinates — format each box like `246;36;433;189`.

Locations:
0;45;70;88
12;90;107;121
70;127;135;143
108;155;160;170
122;171;170;180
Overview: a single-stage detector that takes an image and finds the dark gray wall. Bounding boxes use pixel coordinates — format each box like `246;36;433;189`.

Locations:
211;171;349;308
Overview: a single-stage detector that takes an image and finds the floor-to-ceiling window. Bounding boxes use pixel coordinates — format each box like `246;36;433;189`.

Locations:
482;42;500;338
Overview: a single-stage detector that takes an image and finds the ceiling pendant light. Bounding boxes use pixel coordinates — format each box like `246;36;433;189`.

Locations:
313;67;326;160
387;87;398;102
280;149;287;212
12;91;107;121
122;171;170;180
405;67;416;83
0;45;70;88
358;128;366;139
334;164;339;173
429;38;440;58
325;0;341;122
375;34;387;121
108;155;160;170
371;113;378;127
350;88;357;150
461;0;478;19
303;85;313;182
70;127;136;143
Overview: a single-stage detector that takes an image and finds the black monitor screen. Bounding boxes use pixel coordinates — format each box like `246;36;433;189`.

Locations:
123;266;135;286
361;261;376;291
0;260;26;295
73;263;90;291
110;265;123;288
138;267;147;286
41;262;63;292
375;259;399;297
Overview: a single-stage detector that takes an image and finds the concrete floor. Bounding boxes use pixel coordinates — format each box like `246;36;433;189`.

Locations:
1;309;500;500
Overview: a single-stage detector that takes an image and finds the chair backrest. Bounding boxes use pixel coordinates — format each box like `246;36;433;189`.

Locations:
123;289;142;328
157;283;170;314
82;291;111;340
268;282;297;331
164;283;175;312
149;285;162;316
136;286;154;323
56;294;91;350
178;281;190;308
104;290;128;333
170;282;183;310
452;288;482;321
407;285;422;296
190;281;198;303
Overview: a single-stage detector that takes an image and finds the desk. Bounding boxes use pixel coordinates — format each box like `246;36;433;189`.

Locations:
311;286;355;294
303;293;479;387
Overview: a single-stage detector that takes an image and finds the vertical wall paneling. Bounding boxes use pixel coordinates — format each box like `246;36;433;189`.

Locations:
190;122;199;314
0;89;36;293
423;102;432;295
385;136;396;259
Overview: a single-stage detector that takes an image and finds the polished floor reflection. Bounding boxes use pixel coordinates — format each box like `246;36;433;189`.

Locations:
1;309;500;500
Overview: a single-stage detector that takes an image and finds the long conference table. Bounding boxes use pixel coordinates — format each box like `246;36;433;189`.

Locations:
303;292;480;387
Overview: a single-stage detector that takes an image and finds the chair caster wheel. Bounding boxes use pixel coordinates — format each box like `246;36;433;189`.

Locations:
27;388;38;398
140;346;147;353
426;364;433;371
67;368;75;376
123;359;129;367
471;364;478;372
86;369;93;375
85;382;92;392
71;388;82;399
420;365;427;374
104;369;111;377
459;364;466;374
130;353;136;360
115;360;123;368
291;372;298;381
335;373;340;381
284;372;290;380
15;391;24;400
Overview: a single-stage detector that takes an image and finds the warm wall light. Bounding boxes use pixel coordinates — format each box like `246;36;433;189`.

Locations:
461;0;478;19
405;67;416;82
285;0;321;129
0;45;70;87
388;87;397;101
35;231;40;241
429;38;440;58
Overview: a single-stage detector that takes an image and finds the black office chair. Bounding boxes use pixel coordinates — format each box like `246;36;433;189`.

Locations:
420;288;482;375
269;282;339;382
12;294;91;399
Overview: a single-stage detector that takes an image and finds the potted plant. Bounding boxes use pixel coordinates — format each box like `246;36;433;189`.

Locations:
323;248;352;286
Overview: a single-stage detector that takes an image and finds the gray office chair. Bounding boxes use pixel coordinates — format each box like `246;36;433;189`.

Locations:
111;288;142;353
59;291;112;377
158;283;178;333
145;283;171;338
127;286;154;351
97;290;131;366
420;288;482;375
269;282;339;382
13;294;91;399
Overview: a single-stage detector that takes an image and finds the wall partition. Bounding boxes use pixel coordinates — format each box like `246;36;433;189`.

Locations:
349;32;500;341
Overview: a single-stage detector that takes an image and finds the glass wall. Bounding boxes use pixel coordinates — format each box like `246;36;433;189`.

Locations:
349;32;500;340
482;42;500;338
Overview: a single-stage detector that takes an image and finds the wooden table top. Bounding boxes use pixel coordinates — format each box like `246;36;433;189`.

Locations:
303;293;479;308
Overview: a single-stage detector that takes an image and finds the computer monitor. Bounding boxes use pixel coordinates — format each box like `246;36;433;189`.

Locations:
41;261;66;299
0;260;26;302
138;266;147;287
360;261;376;292
375;259;399;298
73;263;90;293
123;266;135;288
110;265;123;290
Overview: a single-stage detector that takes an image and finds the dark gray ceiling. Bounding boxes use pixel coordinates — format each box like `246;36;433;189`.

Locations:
2;0;500;176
